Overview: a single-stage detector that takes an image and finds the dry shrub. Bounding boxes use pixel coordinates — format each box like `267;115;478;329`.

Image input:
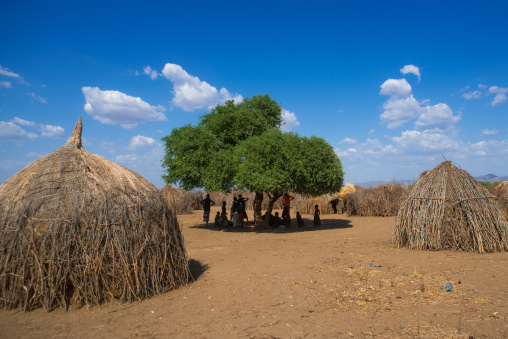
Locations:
0;118;189;311
338;183;356;200
347;182;409;217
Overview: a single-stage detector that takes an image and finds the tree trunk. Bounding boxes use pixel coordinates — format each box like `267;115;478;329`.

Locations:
253;192;264;228
262;192;282;229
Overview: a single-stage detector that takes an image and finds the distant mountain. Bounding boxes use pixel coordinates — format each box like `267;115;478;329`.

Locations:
353;179;415;187
475;174;508;182
354;175;508;188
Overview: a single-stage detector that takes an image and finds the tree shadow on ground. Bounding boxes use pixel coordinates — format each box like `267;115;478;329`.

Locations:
189;217;352;233
188;258;208;282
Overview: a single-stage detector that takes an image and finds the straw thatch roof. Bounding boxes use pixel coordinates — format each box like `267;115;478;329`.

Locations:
392;161;508;253
0;117;189;311
160;184;202;214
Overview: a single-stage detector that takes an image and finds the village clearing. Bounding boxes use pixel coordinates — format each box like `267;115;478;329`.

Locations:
1;208;507;338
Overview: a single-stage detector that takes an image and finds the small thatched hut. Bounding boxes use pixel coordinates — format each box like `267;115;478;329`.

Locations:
392;161;508;253
0;117;189;311
160;184;202;214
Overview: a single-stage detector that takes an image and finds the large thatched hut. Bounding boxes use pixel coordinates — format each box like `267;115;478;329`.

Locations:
0;117;189;311
392;161;508;253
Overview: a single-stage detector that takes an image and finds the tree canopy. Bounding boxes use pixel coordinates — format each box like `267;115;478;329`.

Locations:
162;94;344;228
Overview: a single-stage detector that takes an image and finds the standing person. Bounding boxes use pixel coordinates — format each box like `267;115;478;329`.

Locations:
220;201;228;227
230;196;238;221
313;204;321;226
200;193;215;227
232;211;239;228
237;194;249;227
281;192;294;221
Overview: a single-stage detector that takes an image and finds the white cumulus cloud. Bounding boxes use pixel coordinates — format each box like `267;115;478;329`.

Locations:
489;85;508;106
143;65;159;80
340;138;357;144
460;84;508;106
415;103;461;131
400;65;421;81
82;86;167;128
219;87;244;104
0;81;12;88
492;93;507;106
482;129;498;135
380;95;421;129
28;92;47;103
128;135;157;150
11;117;36;126
392;130;459;154
40;124;65;138
161;63;242;111
281;109;299;132
380;74;459;131
0;121;37;141
380;79;412;98
0;65;20;78
462;90;482;100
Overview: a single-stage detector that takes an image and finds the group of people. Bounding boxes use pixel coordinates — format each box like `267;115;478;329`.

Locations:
200;193;249;228
200;192;321;229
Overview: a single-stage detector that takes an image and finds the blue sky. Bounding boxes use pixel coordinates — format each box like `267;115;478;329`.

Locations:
1;0;507;188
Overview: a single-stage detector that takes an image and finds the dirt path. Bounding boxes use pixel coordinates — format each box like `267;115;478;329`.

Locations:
1;207;508;338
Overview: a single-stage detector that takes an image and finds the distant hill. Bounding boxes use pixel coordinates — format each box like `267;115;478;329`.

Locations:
353;179;415;187
354;175;508;187
475;174;508;182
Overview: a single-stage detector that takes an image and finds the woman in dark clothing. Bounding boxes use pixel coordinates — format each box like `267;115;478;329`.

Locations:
200;193;215;227
230;197;238;221
237;194;249;227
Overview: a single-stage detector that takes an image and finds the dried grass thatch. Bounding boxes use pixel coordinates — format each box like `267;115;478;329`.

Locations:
160;185;202;214
392;161;508;253
0;117;189;311
495;182;508;219
347;182;408;217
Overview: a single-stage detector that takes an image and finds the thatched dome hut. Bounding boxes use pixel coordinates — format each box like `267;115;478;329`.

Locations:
392;161;508;253
0;117;189;311
160;184;201;214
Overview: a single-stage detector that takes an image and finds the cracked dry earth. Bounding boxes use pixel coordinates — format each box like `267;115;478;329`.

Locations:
1;207;508;338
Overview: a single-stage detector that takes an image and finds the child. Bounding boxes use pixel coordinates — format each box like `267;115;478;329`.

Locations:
214;211;221;227
296;212;304;227
221;201;227;217
313;205;321;226
232;211;239;228
272;212;281;228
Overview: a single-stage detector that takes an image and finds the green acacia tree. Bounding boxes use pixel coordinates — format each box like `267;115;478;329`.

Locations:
162;95;282;191
234;129;344;227
161;94;344;228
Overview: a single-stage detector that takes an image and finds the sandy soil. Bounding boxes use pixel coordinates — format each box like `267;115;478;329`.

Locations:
1;207;508;338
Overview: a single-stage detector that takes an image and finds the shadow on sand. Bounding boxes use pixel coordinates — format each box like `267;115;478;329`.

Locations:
189;217;353;233
188;258;208;282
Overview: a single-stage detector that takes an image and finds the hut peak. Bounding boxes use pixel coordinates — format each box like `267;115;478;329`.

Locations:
66;116;83;149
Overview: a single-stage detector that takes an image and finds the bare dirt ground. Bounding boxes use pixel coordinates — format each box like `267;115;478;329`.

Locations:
1;207;508;338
